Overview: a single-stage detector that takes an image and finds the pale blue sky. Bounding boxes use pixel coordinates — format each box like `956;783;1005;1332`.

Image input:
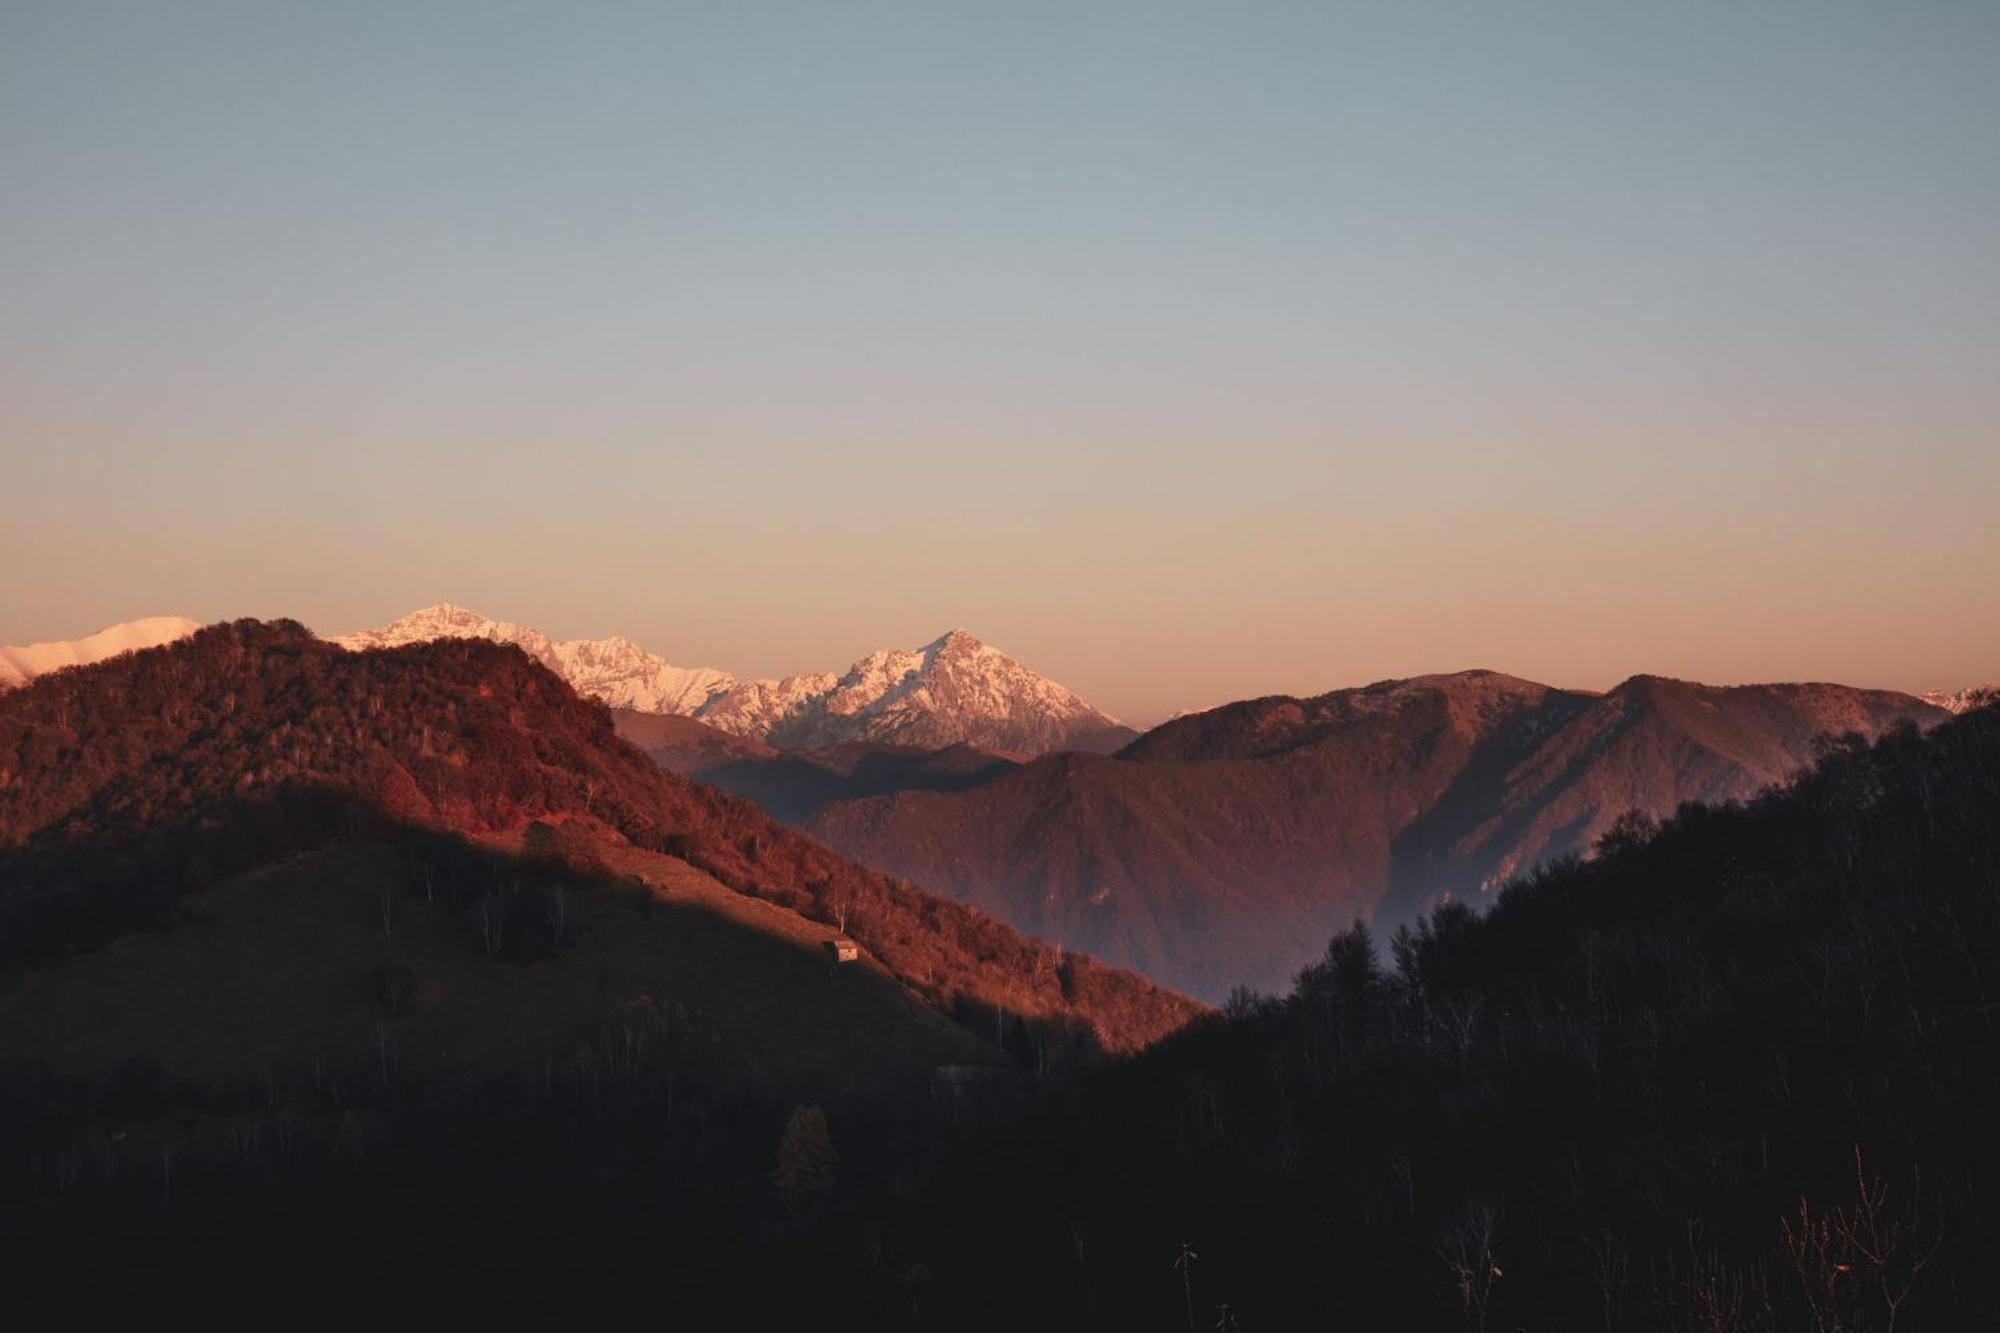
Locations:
3;2;1996;721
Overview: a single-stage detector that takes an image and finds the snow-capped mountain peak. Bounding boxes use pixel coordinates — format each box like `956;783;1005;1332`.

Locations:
329;606;1133;754
334;602;547;653
1922;685;1998;715
332;604;738;716
740;627;1131;753
0;616;202;690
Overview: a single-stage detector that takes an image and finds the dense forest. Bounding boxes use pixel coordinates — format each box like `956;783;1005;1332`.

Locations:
914;700;2000;1329
2;631;1994;1328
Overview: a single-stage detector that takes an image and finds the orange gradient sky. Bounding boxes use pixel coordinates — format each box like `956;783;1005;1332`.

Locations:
3;3;1996;725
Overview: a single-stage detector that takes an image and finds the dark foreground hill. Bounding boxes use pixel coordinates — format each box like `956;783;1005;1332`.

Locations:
0;621;1198;1059
906;700;2000;1329
808;670;1946;998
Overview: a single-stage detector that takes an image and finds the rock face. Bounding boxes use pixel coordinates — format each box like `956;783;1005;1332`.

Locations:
806;671;1951;1001
334;606;1134;755
0;616;202;690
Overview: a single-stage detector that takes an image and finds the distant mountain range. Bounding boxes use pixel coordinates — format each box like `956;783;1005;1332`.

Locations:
1923;685;1999;715
10;609;1988;755
804;670;1956;1000
332;602;737;714
332;603;1135;754
0;616;200;690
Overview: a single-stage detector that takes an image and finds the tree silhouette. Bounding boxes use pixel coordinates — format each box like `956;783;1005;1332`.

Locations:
772;1104;839;1216
1173;1241;1199;1333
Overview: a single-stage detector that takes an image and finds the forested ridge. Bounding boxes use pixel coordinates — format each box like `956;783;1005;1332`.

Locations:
0;621;1195;1052
912;702;2000;1329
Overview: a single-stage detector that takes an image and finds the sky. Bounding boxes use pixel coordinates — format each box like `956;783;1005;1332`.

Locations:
2;2;1995;726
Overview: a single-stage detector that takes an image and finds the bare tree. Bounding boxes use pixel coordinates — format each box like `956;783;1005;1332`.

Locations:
1440;995;1483;1075
1440;1201;1502;1333
1173;1241;1200;1333
1781;1146;1936;1333
478;886;507;956
1068;1212;1096;1329
547;882;569;946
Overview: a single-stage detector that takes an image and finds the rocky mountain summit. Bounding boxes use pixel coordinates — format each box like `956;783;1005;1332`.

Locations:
334;605;1132;754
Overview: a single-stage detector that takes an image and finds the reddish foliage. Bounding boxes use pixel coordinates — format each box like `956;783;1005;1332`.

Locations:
0;620;1197;1052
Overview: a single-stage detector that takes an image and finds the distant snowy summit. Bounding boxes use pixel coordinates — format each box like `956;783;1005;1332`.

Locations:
333;602;736;715
0;616;202;690
332;604;1135;755
1921;686;1998;715
714;627;1135;754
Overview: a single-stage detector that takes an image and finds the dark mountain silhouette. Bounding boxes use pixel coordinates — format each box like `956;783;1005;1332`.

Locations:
0;621;1198;1060
910;699;2000;1330
807;670;1946;999
616;707;1025;823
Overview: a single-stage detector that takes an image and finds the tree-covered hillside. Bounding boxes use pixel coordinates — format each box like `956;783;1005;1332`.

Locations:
914;702;2000;1330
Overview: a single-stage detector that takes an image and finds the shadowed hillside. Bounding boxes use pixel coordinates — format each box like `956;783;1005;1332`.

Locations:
0;621;1198;1054
617;707;1025;823
0;834;996;1091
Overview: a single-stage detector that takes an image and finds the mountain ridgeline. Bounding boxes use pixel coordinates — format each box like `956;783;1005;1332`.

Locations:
0;621;1196;1054
908;694;2000;1330
334;603;1136;754
806;670;1948;999
0;615;200;690
614;708;1028;825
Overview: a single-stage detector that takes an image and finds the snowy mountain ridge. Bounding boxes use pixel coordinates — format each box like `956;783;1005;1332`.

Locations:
749;627;1132;753
332;604;1134;754
0;616;203;690
330;603;738;715
1921;685;1998;715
